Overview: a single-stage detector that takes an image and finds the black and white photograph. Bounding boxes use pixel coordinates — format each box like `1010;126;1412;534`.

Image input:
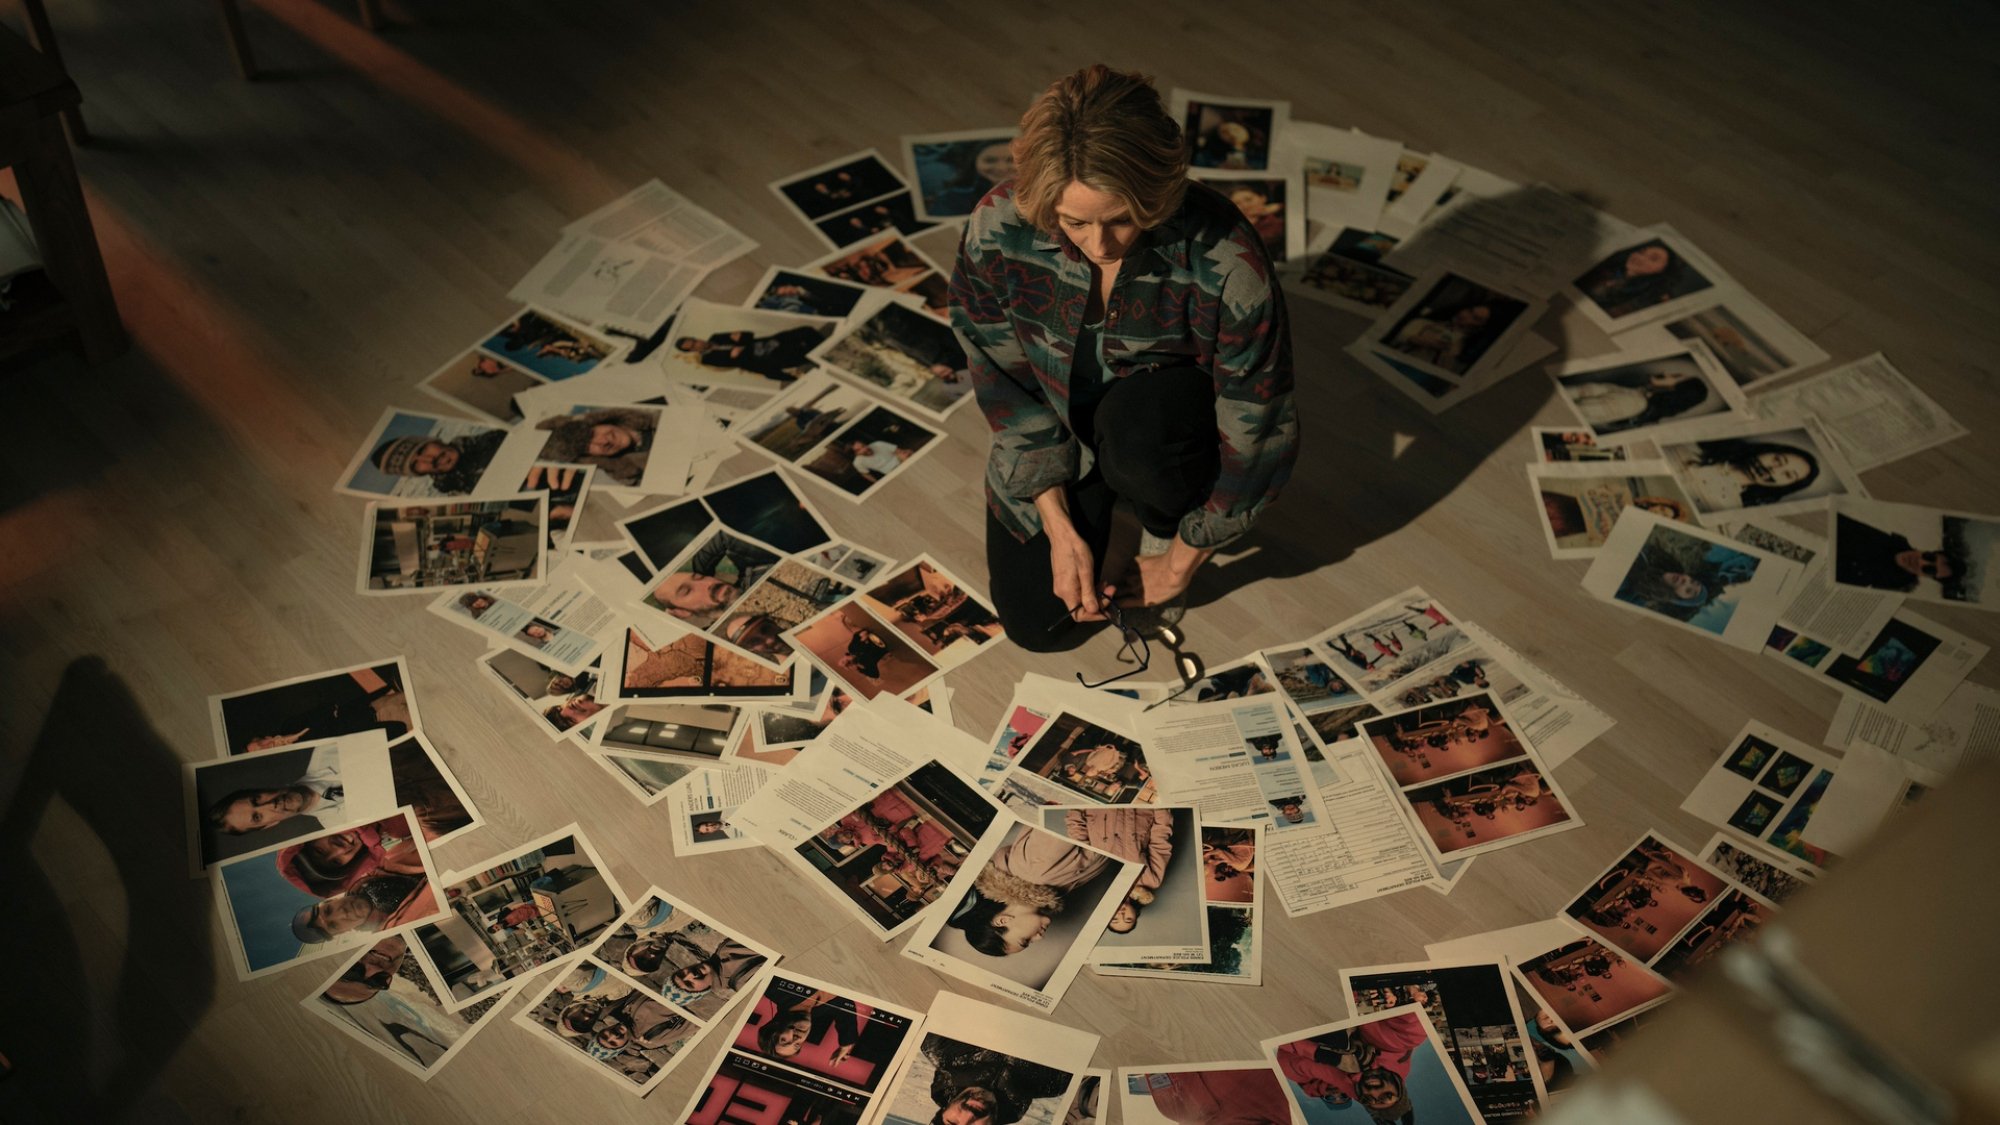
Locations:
1546;340;1748;442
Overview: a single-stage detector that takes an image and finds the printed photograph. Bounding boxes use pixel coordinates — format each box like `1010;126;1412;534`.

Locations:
1201;173;1296;262
213;658;418;756
1660;423;1852;518
800;403;941;500
1722;733;1778;778
1820;617;1943;704
1515;937;1672;1038
1268;1009;1480;1125
189;734;397;870
920;820;1136;994
1571;234;1717;322
595;702;740;763
1294;236;1415;315
1404;760;1574;856
1728;791;1782;835
1759;751;1811;798
1045;806;1206;961
1549;345;1742;439
1372;272;1532;380
1014;711;1155;805
1561;834;1727;962
1610;522;1765;635
1531;466;1697;558
748;266;871;319
1833;498;1998;608
878;1030;1078;1125
1266;644;1366;715
480;308;615;381
593;752;693;803
1701;837;1813;905
812;233;938;290
701;467;835;554
795;761;999;934
773;150;907;221
906;129;1017;220
481;649;605;738
302;933;503;1080
1361;693;1524;787
860;558;1004;666
812;190;936;247
412;829;626;1007
338;409;507;500
664;299;837;390
1661;300;1817;388
1764;769;1835;866
731;974;916;1093
713;558;855;665
360;496;545;593
640;527;782;631
592;893;776;1022
790;602;941;700
419;346;541;424
618;626;797;698
215;810;443;978
1178;95;1283;170
617;496;710;569
741;377;879;463
1119;1064;1294;1125
1534;428;1628;463
1346;963;1544;1122
530;403;665;489
1650;888;1775;983
516;960;697;1093
815;293;973;418
1320;596;1466;696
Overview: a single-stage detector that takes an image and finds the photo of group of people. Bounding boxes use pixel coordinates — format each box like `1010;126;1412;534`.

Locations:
792;760;1000;938
1317;594;1470;698
771;149;937;249
1512;936;1673;1041
661;298;839;390
736;372;943;502
215;809;445;979
421;307;617;423
515;960;699;1094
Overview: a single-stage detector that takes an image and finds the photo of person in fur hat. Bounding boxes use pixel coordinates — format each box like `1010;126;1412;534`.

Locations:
534;405;659;488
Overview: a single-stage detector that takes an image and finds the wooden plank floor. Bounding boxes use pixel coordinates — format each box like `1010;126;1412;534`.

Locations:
2;1;1996;1121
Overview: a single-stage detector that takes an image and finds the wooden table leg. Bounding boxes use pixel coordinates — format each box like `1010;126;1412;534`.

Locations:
20;0;88;143
12;116;128;363
213;0;258;80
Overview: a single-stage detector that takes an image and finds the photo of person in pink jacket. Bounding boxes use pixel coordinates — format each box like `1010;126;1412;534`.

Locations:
945;823;1121;957
1062;807;1173;933
1275;1011;1430;1124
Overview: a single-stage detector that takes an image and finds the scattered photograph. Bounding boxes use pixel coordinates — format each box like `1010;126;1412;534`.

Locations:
905;819;1139;1012
1533;427;1630;463
739;376;883;463
771;149;908;223
1403;759;1576;858
1650;888;1775;984
1170;89;1289;170
813;290;974;419
701;466;836;554
1012;711;1156;805
1567;228;1725;330
717;971;920;1099
481;649;606;739
1659;417;1863;520
745;265;872;319
410;827;628;1009
1653;295;1830;388
300;933;505;1081
874;993;1095;1125
524;402;682;491
214;809;444;980
1290;227;1415;316
1097;824;1262;985
688;1052;871;1124
662;298;839;391
1040;806;1207;964
1343;960;1547;1122
1264;1007;1481;1125
1365;269;1541;383
791;760;1000;938
1194;171;1304;262
811;190;936;248
419;346;543;424
1560;833;1727;963
637;525;783;632
187;732;397;872
1698;834;1814;905
210;657;420;756
594;702;743;763
904;128;1018;221
1513;937;1672;1039
427;573;609;674
616;625;800;701
809;233;943;291
858;556;1004;669
1582;508;1802;651
712;558;856;666
588;890;780;1022
1317;591;1469;697
1361;693;1525;787
358;495;546;594
1547;341;1747;442
1831;495;1998;609
337;408;508;500
1117;1062;1296;1125
798;401;942;502
513;959;703;1095
1528;462;1698;559
479;307;616;381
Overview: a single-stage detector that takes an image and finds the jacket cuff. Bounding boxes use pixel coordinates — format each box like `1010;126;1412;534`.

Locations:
991;438;1081;501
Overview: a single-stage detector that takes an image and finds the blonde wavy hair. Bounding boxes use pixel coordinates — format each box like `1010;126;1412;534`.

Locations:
1010;65;1189;234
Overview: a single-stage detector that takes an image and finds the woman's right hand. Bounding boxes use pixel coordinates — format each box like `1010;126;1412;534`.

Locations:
1048;527;1106;621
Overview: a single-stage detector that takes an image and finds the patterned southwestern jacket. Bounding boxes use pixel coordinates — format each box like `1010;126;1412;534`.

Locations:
948;179;1297;549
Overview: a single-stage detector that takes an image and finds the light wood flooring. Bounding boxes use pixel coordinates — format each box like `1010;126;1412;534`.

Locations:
2;1;1997;1122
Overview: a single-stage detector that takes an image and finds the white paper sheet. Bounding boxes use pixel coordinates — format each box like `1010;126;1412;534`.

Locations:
1747;352;1965;472
563;179;756;272
509;232;704;338
1825;681;2000;779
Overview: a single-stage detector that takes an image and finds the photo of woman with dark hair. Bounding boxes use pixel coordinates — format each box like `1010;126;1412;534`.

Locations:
1663;432;1831;514
1377;274;1529;378
1612;525;1762;626
1572;235;1715;320
1553;351;1735;437
910;134;1018;219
